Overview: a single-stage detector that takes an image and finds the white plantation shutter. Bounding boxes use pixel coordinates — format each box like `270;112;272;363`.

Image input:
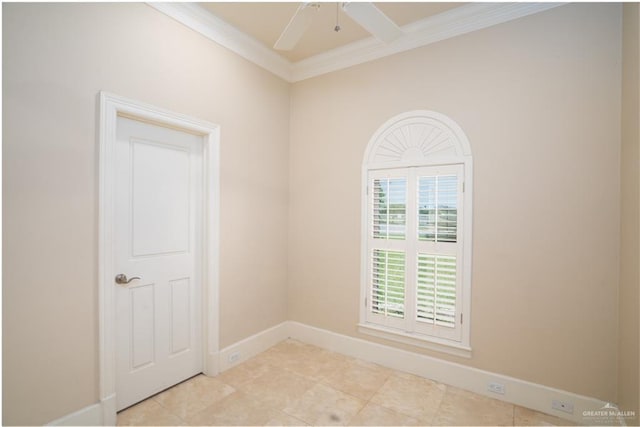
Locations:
367;172;408;329
418;175;458;243
361;110;472;351
372;177;407;240
417;254;457;327
414;165;463;340
371;249;405;318
366;165;464;341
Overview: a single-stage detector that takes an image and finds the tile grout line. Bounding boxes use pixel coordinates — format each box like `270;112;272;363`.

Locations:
169;376;240;426
277;344;369;425
119;339;553;426
341;375;378;426
430;383;452;425
315;352;385;425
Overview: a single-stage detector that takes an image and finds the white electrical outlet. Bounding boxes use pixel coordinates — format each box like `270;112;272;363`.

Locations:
487;382;505;395
228;351;241;363
552;399;574;414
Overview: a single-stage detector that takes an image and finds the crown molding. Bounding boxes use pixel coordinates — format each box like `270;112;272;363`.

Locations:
292;2;564;81
149;2;565;84
148;2;292;81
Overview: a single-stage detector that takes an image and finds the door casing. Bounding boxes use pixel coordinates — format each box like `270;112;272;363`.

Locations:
98;92;220;424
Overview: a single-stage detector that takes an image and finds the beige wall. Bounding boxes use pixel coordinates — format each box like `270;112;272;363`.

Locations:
3;2;631;425
619;3;640;423
2;3;290;425
289;3;622;401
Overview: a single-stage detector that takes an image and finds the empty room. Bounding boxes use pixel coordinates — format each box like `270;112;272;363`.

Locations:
3;2;639;426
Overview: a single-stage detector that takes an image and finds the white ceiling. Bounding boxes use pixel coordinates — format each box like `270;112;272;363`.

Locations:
199;3;464;62
150;2;564;82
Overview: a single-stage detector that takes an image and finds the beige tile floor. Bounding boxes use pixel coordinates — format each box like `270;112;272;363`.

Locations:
117;339;576;426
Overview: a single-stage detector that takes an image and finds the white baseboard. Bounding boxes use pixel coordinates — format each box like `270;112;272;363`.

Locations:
46;320;616;426
46;394;115;426
286;321;611;426
46;403;101;426
46;398;106;426
217;321;290;372
45;321;287;426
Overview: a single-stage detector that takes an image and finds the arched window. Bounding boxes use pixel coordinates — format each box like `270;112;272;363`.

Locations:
359;111;473;355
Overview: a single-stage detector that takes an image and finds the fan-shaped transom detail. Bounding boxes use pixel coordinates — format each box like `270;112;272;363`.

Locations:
365;111;471;167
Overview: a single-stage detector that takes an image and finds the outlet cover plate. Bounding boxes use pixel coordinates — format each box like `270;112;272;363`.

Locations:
488;382;505;394
228;352;241;363
552;399;574;414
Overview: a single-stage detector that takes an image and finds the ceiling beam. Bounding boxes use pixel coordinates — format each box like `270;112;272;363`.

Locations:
149;2;565;83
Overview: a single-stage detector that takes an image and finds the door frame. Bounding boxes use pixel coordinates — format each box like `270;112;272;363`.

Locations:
98;92;220;424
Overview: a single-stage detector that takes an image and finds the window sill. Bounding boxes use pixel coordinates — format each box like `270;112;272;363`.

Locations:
358;323;472;358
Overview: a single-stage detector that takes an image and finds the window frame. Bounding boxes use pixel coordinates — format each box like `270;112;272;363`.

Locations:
359;111;473;357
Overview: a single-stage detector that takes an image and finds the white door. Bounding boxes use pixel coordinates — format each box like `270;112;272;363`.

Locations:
114;116;203;411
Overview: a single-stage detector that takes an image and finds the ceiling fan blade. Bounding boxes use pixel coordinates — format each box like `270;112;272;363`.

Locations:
274;3;319;51
342;2;403;43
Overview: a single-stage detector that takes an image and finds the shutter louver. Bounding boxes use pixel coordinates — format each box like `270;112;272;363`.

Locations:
418;175;458;242
373;177;406;240
417;254;457;328
371;249;405;318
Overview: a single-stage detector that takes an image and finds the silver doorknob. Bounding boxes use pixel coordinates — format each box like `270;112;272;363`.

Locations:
115;274;141;285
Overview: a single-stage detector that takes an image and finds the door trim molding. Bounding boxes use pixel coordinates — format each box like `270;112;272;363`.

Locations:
98;92;220;423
